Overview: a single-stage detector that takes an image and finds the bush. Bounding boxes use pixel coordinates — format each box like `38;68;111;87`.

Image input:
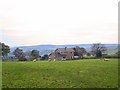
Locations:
19;57;27;61
103;55;120;58
83;56;96;59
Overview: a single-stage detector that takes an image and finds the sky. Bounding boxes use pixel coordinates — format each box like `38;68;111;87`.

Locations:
0;0;119;47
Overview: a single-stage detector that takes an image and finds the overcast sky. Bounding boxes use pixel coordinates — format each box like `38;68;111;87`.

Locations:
0;0;119;47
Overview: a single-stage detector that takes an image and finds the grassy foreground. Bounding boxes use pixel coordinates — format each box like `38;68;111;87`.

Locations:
2;59;118;88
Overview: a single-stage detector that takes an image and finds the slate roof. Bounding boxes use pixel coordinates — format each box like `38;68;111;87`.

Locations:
55;48;75;52
49;52;65;57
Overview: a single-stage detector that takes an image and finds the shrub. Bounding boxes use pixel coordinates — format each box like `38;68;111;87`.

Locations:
83;56;96;59
103;55;119;58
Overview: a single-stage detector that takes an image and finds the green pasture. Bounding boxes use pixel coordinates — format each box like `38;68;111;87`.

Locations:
2;59;118;88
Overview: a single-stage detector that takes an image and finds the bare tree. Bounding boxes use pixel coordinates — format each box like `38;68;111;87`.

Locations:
13;48;26;61
91;43;107;58
73;46;86;58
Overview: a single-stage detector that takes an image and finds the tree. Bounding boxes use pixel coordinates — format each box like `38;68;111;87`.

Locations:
41;54;49;60
79;48;87;56
91;43;107;58
96;49;102;58
13;48;26;61
0;42;10;60
116;51;120;58
73;46;86;58
31;50;39;59
24;51;32;59
86;52;91;56
0;42;2;55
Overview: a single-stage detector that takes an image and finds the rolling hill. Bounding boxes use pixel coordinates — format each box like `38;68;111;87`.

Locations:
10;44;119;56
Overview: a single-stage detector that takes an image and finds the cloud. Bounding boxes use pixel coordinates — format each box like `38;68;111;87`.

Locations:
0;0;118;46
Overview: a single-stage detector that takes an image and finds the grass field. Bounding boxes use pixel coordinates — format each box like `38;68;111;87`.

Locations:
2;59;118;88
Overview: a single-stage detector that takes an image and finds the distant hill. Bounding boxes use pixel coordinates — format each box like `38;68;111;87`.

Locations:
10;44;119;56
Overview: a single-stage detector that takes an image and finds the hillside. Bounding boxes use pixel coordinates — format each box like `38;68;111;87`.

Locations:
10;44;119;56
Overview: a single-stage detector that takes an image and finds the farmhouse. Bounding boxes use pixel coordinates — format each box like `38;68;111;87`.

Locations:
49;47;81;60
